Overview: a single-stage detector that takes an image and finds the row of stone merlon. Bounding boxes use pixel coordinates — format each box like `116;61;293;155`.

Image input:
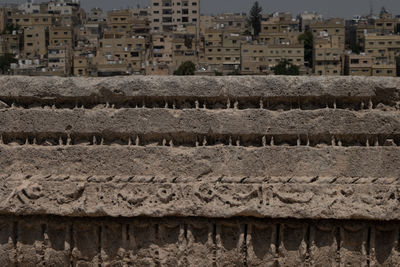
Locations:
1;109;400;135
0;75;399;98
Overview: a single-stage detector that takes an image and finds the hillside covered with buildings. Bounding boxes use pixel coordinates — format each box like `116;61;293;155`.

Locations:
0;0;399;76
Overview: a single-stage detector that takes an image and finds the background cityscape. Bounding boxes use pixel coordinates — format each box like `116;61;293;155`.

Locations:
0;0;399;77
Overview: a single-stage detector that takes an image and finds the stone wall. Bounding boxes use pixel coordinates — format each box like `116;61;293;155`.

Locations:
1;76;400;266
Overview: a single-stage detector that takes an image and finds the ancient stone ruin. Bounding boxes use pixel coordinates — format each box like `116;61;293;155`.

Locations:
0;75;400;266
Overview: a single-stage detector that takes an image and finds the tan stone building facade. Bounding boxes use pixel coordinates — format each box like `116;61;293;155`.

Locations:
313;36;343;76
23;26;48;59
150;0;200;34
364;33;400;76
241;44;304;74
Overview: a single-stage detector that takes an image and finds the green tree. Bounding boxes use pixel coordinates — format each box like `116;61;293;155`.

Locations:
174;61;196;75
271;60;300;75
350;43;364;54
298;30;314;68
2;23;20;34
184;35;193;49
0;53;17;74
248;1;262;38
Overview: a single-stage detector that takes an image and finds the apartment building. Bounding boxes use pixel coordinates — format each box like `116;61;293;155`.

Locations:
375;8;399;34
73;54;90;76
107;10;132;35
258;13;301;47
130;7;150;18
49;26;73;47
212;13;248;32
310;18;346;50
18;0;41;14
298;12;323;32
261;12;299;32
355;22;376;47
47;45;71;75
354;10;400;50
0;33;22;55
87;8;106;23
150;0;200;35
364;33;400;76
241;44;304;74
313;35;343;76
9;13;59;29
76;23;101;49
47;0;82;26
23;26;48;58
200;28;248;73
171;31;197;70
147;33;173;75
95;35;146;75
344;53;373;76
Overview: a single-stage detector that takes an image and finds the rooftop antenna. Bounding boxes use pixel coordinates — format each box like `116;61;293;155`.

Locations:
369;0;373;16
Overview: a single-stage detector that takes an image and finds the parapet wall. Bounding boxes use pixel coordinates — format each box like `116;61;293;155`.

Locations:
1;76;400;266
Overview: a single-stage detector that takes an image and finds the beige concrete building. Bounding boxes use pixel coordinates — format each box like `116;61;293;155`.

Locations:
150;0;200;35
49;26;73;47
313;36;343;76
209;13;247;32
364;33;400;64
0;33;21;55
18;1;41;14
47;0;82;26
258;13;301;47
9;13;59;29
310;18;346;50
298;12;323;31
372;63;397;77
73;54;90;76
171;32;197;71
355;22;376;47
95;35;146;75
76;23;101;49
344;53;373;76
107;10;132;35
23;26;48;59
241;44;304;74
374;9;399;34
200;28;248;73
147;33;173;75
363;33;400;77
47;45;71;76
88;7;107;23
356;10;400;49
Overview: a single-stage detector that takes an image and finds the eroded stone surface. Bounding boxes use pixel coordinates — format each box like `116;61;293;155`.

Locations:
1;76;400;265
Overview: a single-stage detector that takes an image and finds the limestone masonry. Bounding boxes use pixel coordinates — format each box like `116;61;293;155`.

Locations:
1;76;400;266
